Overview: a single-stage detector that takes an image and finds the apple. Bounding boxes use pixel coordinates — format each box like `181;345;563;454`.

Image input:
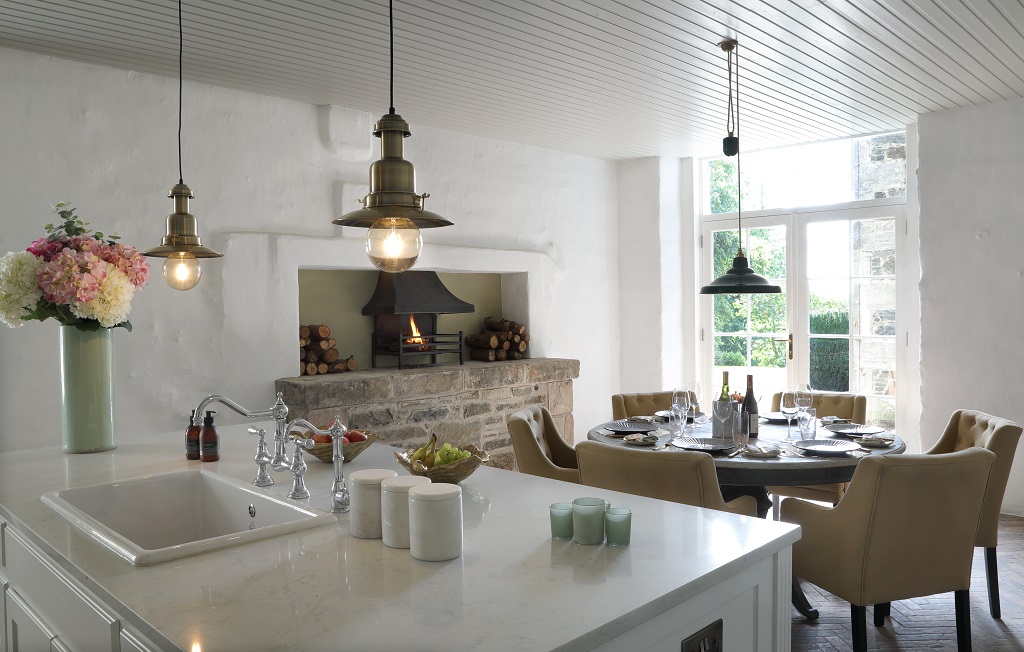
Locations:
311;433;332;444
341;436;350;445
347;431;368;442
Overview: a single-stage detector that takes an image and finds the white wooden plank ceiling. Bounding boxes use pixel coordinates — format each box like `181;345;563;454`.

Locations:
1;0;1022;160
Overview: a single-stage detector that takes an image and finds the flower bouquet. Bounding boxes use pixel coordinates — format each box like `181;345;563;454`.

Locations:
0;202;149;330
0;203;150;453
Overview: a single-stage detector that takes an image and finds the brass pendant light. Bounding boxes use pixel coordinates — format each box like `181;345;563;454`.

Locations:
700;40;781;295
333;0;452;273
143;0;221;291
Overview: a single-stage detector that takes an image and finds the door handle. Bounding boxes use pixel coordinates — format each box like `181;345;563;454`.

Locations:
773;334;793;360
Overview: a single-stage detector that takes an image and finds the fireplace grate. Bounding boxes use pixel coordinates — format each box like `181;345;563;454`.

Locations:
371;331;464;369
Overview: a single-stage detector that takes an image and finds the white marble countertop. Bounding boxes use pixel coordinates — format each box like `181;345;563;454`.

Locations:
0;422;800;651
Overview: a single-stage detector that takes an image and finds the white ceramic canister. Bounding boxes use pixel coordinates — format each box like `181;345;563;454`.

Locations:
408;483;463;561
381;475;431;549
349;468;398;539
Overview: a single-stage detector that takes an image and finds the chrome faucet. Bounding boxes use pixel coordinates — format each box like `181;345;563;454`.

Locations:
248;427;274;487
193;392;291;471
282;417;349;513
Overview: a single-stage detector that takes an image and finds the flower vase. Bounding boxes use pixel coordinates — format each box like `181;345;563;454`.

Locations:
59;325;116;453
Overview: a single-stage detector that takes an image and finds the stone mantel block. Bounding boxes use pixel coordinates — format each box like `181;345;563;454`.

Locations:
276;359;580;470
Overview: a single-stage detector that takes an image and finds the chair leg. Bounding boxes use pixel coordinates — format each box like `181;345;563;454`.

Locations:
985;547;1001;619
955;589;972;652
851;604;867;652
873;601;891;626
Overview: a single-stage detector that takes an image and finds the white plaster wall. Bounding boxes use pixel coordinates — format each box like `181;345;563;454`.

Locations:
0;47;619;452
918;96;1024;515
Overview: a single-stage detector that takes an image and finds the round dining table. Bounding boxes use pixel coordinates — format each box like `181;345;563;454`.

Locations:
587;414;906;621
587;417;906;487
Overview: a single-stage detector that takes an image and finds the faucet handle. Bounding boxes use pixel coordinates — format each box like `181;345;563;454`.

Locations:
291;436;315;451
250;428;274;488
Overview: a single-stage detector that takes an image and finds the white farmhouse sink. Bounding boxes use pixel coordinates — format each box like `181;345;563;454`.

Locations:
42;469;336;565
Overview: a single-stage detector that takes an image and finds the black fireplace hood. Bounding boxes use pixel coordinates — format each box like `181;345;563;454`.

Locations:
361;271;474;316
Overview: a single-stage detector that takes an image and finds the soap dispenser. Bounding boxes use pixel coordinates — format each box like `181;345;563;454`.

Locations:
200;411;220;462
185;409;201;460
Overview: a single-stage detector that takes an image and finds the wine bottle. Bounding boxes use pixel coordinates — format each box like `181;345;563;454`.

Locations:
742;374;759;438
718;371;730;401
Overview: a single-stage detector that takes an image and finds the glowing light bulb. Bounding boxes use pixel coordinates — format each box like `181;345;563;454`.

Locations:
162;252;202;291
365;218;422;273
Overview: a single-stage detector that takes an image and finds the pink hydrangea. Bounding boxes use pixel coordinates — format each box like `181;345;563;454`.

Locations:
104;243;150;289
26;237;67;262
67;235;111;259
37;249;109;305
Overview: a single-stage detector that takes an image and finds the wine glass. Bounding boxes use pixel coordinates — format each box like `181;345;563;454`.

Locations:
780;391;799;440
795;384;813;416
712;398;734;438
671;389;691;437
685;380;703;422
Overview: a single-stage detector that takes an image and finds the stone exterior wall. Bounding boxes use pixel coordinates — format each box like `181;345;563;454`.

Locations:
275;359;579;470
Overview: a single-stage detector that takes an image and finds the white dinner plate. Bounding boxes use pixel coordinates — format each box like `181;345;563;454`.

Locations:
793;439;861;456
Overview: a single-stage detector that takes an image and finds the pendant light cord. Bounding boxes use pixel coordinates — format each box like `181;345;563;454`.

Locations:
734;44;742;249
178;0;184;184
388;0;395;114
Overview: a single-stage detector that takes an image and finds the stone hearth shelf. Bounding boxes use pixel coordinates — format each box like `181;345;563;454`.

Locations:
275;358;579;470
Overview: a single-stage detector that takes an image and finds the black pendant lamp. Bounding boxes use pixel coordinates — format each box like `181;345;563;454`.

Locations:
700;40;780;296
333;0;452;273
143;0;222;291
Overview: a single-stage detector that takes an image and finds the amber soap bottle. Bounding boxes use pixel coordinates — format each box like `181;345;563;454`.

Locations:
200;410;220;462
185;409;201;460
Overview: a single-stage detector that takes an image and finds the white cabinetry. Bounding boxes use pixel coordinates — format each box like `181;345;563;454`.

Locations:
1;522;159;652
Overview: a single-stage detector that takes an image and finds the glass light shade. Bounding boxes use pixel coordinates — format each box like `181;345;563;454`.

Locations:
162;252;202;291
365;218;422;273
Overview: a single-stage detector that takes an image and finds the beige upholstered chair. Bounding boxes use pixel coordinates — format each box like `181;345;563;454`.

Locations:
782;448;995;652
766;391;868;517
611;391;674;420
575;441;756;516
507;406;579;483
612;391;700;420
925;409;1022;618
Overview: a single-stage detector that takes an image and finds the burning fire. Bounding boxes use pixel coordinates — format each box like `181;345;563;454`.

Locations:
405;316;431;351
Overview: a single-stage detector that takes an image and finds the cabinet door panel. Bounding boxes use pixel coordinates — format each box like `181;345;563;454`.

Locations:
5;530;118;651
6;589;52;652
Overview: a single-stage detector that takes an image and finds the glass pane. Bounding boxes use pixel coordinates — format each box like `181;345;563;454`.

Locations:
852;218;896;276
748;227;786;280
715;336;747;367
808;279;849;335
806;222;850;279
714;294;745;332
704;131;906;212
750;288;786;333
866;397;896;429
851;279;896;336
751;336;785;368
713;230;741;275
809;337;849;392
850;337;896;396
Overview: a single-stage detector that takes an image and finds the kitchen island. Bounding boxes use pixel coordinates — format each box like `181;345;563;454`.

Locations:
0;422;799;651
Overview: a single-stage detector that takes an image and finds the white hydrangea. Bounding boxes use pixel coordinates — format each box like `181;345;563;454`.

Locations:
72;268;135;328
0;251;43;328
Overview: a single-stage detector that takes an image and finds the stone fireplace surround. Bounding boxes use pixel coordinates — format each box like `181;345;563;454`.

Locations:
216;231;587;468
276;358;579;470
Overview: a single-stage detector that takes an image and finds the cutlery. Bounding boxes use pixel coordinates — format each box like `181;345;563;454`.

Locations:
725;447;744;458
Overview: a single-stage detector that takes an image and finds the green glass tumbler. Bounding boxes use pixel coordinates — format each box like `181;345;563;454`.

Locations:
549;502;574;540
572;497;606;545
605;508;632;547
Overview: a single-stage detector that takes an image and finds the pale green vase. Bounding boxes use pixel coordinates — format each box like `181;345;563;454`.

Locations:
60;325;116;453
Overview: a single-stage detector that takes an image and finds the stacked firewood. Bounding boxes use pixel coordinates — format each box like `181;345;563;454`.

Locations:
465;316;530;362
299;324;358;376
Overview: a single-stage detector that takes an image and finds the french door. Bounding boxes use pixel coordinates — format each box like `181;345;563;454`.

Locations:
700;204;904;428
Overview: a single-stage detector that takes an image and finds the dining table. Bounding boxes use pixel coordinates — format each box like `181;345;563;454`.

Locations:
586;413;907;620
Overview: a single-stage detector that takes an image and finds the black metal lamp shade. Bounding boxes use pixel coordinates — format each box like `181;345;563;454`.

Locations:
700;254;781;294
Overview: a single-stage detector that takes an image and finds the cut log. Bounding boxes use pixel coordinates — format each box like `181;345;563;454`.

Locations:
305;348;321;364
470;349;497;362
322;348;341;364
299;325;310;339
511;351;523;360
317;362;329;375
483;316;506;332
466;333;499;350
299;348;307;362
308;324;332;341
300;361;307;376
513;339;527;353
343;355;358;371
495;348;508;361
299;337;310;348
512;333;521;344
501;340;511;351
328;361;348;373
305;362;318;376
